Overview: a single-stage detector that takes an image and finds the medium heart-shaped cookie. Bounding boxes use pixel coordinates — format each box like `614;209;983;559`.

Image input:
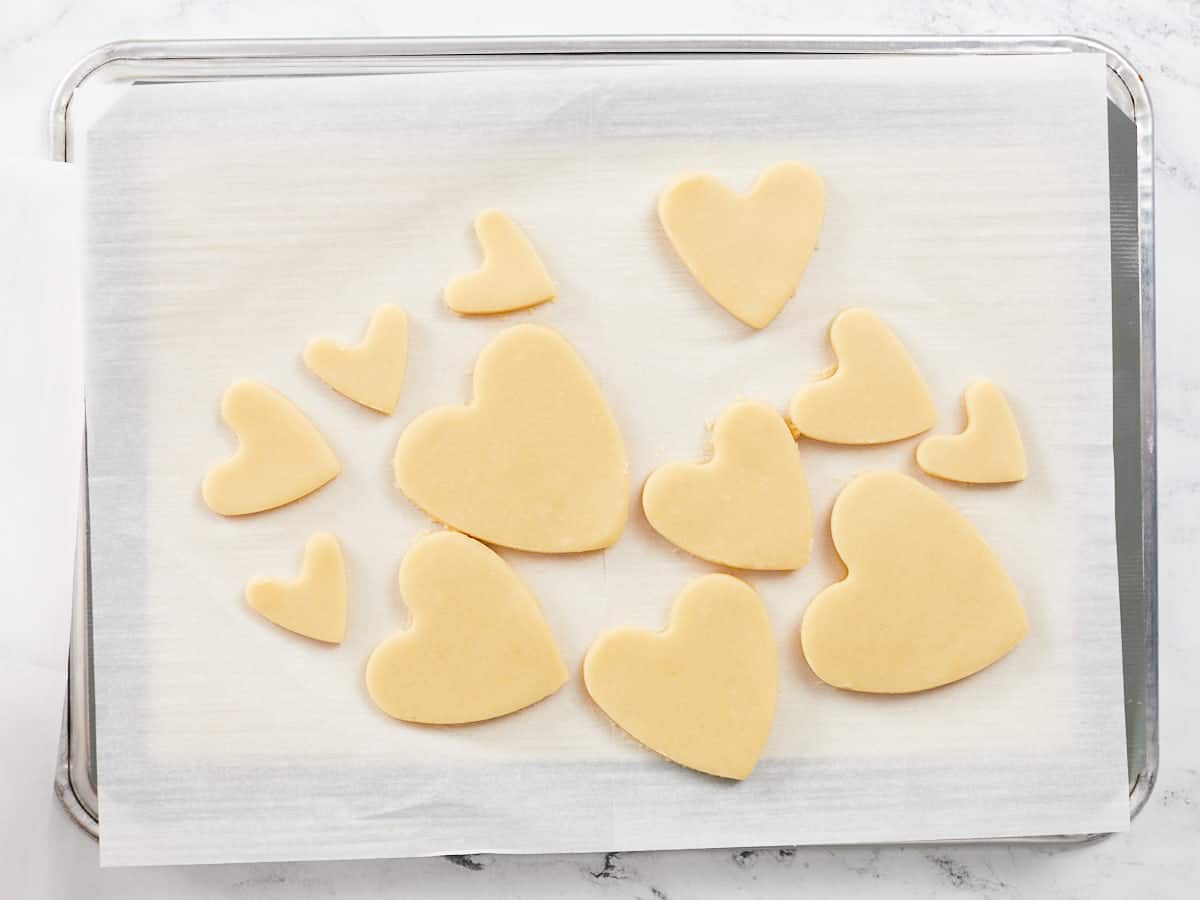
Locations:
642;401;812;571
202;381;340;516
584;574;777;780
444;210;556;315
788;308;937;444
365;531;568;724
658;162;824;329
303;305;408;414
393;324;628;553
246;532;347;644
916;381;1027;484
801;471;1028;693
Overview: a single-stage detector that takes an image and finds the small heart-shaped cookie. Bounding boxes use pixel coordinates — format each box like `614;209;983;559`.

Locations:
246;532;347;644
789;308;937;445
584;574;777;780
303;305;408;414
202;381;340;516
444;210;556;315
642;401;812;571
365;531;567;724
916;381;1027;484
658;162;824;329
801;471;1028;694
394;324;628;553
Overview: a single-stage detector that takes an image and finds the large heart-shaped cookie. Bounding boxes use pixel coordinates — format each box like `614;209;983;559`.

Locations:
801;471;1028;693
444;210;556;315
584;574;777;780
365;531;567;724
642;401;812;571
788;308;937;445
393;324;628;553
916;381;1027;484
658;162;824;329
303;305;409;414
202;381;340;516
246;532;347;644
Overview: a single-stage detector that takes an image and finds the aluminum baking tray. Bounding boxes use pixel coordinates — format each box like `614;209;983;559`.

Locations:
50;35;1157;845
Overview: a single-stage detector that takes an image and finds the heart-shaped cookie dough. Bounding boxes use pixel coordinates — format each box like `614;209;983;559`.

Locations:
365;531;567;724
801;471;1027;693
788;308;937;444
642;401;812;571
393;324;628;553
303;305;408;414
246;532;347;644
202;381;340;516
584;573;777;780
658;162;824;329
916;381;1027;484
444;210;556;315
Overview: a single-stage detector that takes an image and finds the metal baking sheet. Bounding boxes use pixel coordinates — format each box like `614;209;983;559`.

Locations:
51;35;1156;847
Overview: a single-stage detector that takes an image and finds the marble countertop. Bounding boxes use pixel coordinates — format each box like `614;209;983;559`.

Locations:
2;1;1196;897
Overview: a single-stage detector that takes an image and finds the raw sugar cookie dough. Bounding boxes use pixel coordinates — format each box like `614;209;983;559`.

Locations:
584;573;777;780
246;532;347;644
444;210;556;315
393;324;628;553
789;308;937;445
365;531;567;724
658;162;824;329
304;305;409;414
801;471;1028;694
642;400;812;571
917;380;1027;484
202;380;340;516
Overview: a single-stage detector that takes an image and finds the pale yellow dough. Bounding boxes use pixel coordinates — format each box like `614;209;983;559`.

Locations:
303;305;409;414
246;533;347;644
658;162;825;329
201;381;340;516
393;324;628;553
642;401;812;571
789;308;937;445
916;381;1027;484
444;210;556;315
584;574;777;780
801;471;1028;694
365;531;567;724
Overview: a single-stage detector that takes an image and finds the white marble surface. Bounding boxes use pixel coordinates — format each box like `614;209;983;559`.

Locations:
2;1;1197;897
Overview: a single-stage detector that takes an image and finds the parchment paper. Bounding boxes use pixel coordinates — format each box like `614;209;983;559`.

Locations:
82;53;1129;866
